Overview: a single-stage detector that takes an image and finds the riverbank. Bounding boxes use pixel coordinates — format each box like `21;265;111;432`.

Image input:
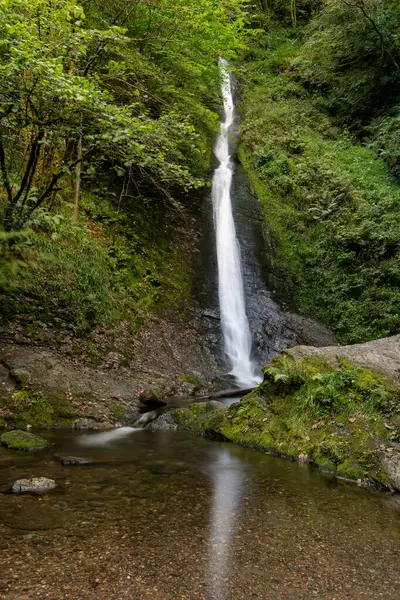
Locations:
172;335;400;491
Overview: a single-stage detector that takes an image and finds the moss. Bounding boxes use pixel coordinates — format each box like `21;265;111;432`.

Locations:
0;389;78;428
179;375;204;391
1;430;48;450
173;403;226;438
111;405;126;423
175;359;400;488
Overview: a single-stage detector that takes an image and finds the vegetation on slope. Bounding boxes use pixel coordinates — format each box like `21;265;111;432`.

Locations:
0;0;247;331
239;1;400;343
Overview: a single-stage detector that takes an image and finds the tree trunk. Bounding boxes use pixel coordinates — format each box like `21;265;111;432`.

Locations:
73;134;83;224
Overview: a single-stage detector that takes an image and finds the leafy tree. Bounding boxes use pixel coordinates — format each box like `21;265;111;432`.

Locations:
0;0;246;230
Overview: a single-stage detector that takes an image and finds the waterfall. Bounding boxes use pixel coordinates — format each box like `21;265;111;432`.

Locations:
212;60;261;387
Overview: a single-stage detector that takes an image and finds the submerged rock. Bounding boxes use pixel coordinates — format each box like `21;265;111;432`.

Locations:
1;430;48;450
57;455;93;465
12;477;56;493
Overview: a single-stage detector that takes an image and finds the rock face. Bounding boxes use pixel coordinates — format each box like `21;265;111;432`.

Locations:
1;430;48;450
12;477;56;493
199;164;337;367
285;335;400;385
0;310;219;428
380;446;400;491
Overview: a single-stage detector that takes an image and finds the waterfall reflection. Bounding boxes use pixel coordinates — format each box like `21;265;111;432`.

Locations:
208;448;244;599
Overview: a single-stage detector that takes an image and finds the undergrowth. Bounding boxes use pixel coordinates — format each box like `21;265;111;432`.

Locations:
239;32;400;343
0;187;191;334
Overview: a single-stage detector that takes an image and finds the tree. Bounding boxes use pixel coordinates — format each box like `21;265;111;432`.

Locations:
0;0;247;230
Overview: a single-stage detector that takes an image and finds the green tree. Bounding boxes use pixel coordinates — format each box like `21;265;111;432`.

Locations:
0;0;246;230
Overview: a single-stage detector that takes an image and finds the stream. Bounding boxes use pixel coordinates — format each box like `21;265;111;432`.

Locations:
0;429;399;599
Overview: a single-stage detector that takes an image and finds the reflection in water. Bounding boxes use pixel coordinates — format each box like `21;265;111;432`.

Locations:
78;426;140;446
208;448;244;599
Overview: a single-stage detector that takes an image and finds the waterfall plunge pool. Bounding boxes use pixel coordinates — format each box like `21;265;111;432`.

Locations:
0;428;399;599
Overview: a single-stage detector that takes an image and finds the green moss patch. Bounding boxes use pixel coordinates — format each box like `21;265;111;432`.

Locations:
1;430;48;451
0;389;78;428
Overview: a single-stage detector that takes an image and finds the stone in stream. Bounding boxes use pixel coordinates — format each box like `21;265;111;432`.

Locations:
1;430;48;451
11;477;56;493
57;455;93;466
145;412;177;431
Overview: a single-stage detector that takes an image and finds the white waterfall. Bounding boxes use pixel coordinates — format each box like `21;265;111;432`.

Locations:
212;60;261;387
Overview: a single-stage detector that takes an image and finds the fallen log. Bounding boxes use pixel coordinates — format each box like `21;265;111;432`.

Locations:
195;387;254;402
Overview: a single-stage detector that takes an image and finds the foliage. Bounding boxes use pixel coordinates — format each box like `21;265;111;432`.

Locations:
239;30;400;342
0;229;28;290
0;0;247;230
263;356;399;419
292;0;400;128
0;188;192;333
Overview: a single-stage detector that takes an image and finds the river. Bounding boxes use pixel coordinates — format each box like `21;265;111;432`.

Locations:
0;428;399;599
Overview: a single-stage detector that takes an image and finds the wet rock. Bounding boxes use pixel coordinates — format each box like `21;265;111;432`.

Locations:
139;387;167;408
57;455;93;465
12;477;56;493
135;411;158;427
145;412;177;431
1;430;48;450
209;400;228;411
380;446;400;491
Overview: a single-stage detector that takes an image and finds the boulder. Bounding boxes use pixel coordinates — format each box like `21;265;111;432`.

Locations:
284;335;400;385
1;430;48;450
12;477;56;493
380;445;400;491
145;412;177;431
139;387;167;408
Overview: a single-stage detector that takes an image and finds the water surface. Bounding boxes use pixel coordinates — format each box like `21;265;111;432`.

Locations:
0;429;399;599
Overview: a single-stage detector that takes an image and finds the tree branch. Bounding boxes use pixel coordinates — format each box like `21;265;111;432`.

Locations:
0;136;13;203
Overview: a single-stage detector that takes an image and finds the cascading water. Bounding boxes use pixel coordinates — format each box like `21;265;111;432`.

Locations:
212;60;261;387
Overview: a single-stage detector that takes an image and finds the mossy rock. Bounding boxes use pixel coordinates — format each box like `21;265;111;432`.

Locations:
1;430;48;451
173;358;400;489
